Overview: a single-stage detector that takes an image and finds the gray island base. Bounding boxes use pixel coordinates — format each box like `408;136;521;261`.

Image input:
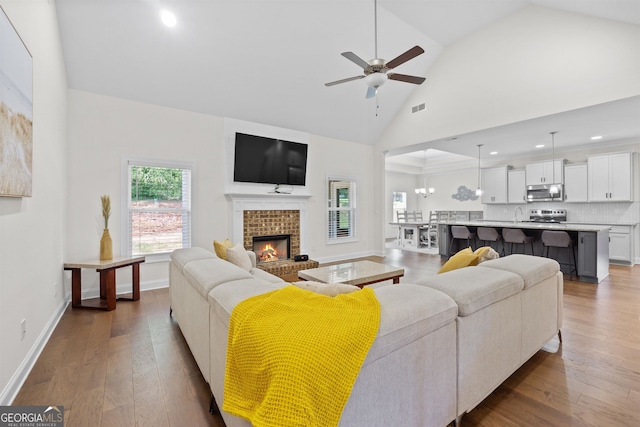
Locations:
438;221;609;283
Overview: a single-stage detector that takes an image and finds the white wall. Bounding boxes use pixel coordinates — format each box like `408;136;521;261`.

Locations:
376;6;640;153
66;90;225;292
0;0;68;403
306;134;376;261
66;90;378;294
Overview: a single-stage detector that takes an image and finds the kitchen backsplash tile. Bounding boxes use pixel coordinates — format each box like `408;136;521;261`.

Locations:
485;201;639;225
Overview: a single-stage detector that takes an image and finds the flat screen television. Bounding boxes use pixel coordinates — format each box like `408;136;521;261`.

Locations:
233;132;308;186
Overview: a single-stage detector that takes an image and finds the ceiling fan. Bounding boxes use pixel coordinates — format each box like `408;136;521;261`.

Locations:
325;0;426;99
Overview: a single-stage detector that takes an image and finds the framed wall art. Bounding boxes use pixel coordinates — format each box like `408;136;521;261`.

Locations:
0;5;33;197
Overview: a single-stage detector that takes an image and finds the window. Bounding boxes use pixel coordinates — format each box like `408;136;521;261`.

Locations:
327;177;356;243
122;158;193;259
392;191;407;222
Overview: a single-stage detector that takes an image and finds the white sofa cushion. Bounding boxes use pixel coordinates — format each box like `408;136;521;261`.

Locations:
251;267;286;283
416;266;524;316
171;247;217;272
209;279;287;326
365;284;457;365
183;258;254;298
480;254;560;289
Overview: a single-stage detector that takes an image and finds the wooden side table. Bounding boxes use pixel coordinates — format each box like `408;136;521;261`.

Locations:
64;256;145;311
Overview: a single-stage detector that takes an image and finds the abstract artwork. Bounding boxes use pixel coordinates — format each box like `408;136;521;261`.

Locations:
0;6;33;197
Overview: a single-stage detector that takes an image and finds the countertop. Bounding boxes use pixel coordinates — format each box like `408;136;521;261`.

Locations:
442;220;611;232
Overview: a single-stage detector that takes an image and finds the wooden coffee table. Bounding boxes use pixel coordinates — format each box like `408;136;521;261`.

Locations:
297;260;404;288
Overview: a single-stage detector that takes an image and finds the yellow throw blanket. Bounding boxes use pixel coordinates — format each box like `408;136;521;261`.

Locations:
223;285;380;427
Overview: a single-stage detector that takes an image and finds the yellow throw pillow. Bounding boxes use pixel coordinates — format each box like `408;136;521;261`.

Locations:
214;238;234;260
438;247;480;274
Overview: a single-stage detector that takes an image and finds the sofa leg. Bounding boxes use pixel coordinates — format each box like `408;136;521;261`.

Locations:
454;414;464;426
209;394;219;414
169;306;172;316
558;329;562;343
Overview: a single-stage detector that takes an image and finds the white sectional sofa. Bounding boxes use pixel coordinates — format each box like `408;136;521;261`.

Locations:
415;255;563;424
169;248;562;426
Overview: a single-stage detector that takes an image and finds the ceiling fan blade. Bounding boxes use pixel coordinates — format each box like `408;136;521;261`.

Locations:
388;73;426;85
366;86;377;99
325;75;365;87
385;46;425;69
341;52;370;69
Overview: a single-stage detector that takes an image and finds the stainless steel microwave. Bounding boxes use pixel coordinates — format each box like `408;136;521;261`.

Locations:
526;184;563;202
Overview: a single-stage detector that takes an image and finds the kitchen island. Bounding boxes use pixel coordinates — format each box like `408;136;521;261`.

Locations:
438;221;610;283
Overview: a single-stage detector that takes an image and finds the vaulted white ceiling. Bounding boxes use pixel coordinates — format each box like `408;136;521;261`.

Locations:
55;0;640;152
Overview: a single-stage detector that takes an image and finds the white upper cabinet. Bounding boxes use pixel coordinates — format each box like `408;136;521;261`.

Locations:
525;159;565;186
587;152;633;202
507;170;526;204
563;163;588;203
481;166;509;204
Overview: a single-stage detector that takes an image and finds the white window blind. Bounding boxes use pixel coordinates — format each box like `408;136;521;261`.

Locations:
125;159;193;257
327;177;357;242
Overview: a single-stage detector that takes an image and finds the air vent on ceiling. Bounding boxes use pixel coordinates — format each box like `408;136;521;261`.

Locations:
411;102;426;113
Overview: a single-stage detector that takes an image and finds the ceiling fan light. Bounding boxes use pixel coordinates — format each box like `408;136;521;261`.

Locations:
365;72;387;88
160;9;177;27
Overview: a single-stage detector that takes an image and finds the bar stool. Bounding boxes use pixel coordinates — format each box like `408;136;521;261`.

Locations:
449;225;476;255
541;230;577;281
477;227;504;256
502;228;536;255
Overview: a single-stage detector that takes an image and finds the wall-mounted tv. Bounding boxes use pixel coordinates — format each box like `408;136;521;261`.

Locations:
233;132;308;186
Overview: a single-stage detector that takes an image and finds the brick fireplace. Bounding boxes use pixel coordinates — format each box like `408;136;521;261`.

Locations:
229;194;317;278
243;210;300;257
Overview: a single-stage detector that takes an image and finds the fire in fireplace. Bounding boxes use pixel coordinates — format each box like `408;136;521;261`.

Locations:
253;235;290;263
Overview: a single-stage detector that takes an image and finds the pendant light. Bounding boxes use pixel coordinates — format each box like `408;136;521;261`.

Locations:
549;132;559;195
475;144;483;196
415;150;435;197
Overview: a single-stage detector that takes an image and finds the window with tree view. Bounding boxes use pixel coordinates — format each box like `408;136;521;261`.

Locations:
126;161;192;256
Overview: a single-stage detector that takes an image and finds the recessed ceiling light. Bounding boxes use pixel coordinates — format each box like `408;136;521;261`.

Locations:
591;135;603;140
490;151;498;155
535;144;544;148
160;9;177;27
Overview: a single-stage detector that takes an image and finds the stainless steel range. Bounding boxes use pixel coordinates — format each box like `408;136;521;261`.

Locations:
529;209;567;223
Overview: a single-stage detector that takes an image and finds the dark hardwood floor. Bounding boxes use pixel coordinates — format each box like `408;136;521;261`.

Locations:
13;249;640;426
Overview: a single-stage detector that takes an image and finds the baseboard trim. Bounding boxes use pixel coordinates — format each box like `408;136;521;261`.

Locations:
0;298;69;405
80;279;168;300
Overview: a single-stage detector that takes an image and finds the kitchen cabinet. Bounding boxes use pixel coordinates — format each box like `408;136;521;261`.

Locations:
563;163;588;203
507;170;526;204
438;224;449;257
577;231;597;278
525;159;565;186
481;166;509;204
609;225;634;265
587;152;633;202
576;230;609;283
